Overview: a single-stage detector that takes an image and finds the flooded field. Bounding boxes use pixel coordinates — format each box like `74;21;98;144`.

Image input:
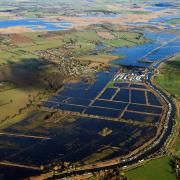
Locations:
111;30;179;66
0;66;164;167
44;72;163;123
0;5;179;173
2;117;157;166
0;26;178;170
26;27;179;166
0;18;73;30
122;112;160;123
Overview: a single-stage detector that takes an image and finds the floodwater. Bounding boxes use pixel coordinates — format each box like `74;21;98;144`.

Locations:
110;30;178;66
0;18;73;30
127;14;180;30
0;10;180;177
37;24;179;167
3;117;157;165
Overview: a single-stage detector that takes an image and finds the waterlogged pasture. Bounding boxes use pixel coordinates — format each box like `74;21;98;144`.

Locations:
1;116;157;165
147;91;161;106
113;89;130;102
122;112;160;123
99;88;117;100
45;77;163;125
92;100;127;110
0;25;179;170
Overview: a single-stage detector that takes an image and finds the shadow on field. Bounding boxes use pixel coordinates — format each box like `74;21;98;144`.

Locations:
169;158;176;175
165;60;180;69
0;58;64;90
0;166;41;180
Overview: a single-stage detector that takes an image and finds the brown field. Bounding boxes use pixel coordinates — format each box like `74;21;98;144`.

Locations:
9;34;33;44
0;26;35;34
97;31;115;40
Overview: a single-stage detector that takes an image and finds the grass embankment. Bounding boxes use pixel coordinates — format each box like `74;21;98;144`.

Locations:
0;111;30;130
0;111;53;132
103;31;149;48
126;55;180;179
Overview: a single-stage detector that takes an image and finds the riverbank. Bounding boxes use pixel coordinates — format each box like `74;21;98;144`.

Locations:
124;55;180;180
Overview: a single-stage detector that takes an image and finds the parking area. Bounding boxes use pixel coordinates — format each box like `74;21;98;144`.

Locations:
113;71;146;82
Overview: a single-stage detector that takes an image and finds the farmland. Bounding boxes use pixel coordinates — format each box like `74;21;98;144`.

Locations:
0;26;179;180
156;55;180;98
126;156;176;180
166;18;180;24
0;0;179;179
157;55;180;158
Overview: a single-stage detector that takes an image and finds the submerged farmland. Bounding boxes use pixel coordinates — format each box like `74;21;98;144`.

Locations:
0;3;179;178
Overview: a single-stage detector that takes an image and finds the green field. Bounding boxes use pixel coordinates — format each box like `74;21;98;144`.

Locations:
0;6;18;10
157;55;180;97
156;55;180;158
126;157;176;180
78;53;123;63
0;29;146;65
171;116;180;157
104;32;148;48
0;87;41;120
166;18;180;24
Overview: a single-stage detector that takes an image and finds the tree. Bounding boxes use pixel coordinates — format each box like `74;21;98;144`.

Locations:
170;156;180;179
43;72;64;90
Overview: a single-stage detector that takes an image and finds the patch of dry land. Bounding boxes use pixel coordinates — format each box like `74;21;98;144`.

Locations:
0;25;45;35
0;26;35;34
46;9;171;29
0;8;176;34
97;31;116;40
0;12;17;18
9;34;33;44
78;54;120;63
34;25;46;29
